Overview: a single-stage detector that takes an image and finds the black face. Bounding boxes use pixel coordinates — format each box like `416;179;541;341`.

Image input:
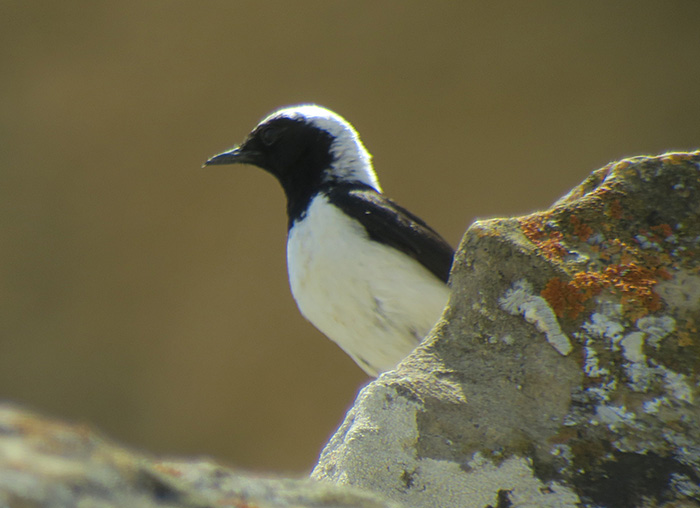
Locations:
240;118;335;190
205;116;336;224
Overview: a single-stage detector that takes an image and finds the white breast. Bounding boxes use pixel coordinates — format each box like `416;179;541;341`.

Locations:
286;194;450;375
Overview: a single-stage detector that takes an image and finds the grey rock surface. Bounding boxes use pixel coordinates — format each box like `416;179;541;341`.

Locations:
312;151;700;508
0;404;402;508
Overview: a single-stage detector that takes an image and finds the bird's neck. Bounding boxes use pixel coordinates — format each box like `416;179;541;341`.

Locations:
284;179;379;231
280;149;381;230
285;185;318;230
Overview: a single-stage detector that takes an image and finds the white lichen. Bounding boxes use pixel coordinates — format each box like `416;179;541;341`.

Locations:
586;379;617;402
499;279;572;356
619;330;653;392
583;343;609;378
582;312;625;351
642;397;666;415
595;403;636;432
550;444;573;461
636;315;676;348
658;365;694;404
670;473;700;498
624;361;657;392
501;335;515;346
662;429;700;469
620;332;646;363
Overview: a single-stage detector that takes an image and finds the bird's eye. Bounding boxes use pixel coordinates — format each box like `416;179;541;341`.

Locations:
259;125;281;146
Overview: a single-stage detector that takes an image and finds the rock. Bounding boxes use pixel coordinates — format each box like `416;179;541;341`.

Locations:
0;404;402;508
3;152;699;508
312;152;700;508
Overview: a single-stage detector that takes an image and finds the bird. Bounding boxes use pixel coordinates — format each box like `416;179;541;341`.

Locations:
204;105;453;376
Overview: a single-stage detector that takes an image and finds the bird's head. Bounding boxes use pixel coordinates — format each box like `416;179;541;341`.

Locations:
204;105;382;195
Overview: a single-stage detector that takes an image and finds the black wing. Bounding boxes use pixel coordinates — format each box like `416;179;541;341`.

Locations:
323;183;454;284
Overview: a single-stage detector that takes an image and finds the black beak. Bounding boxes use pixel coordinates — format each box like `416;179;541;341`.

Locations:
203;146;260;167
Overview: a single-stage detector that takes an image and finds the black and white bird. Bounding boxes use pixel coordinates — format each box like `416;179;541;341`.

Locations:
204;105;453;376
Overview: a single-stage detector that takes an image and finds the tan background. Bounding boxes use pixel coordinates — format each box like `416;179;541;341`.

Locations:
1;2;699;473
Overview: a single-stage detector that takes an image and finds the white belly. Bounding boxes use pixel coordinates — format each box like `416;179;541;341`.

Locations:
286;194;450;375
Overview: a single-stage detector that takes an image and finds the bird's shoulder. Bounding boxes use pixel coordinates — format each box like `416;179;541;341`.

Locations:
319;182;454;284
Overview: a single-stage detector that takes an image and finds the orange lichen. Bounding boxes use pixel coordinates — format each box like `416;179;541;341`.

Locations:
519;217;569;260
570;215;593;242
656;267;673;281
606;199;624;220
542;271;611;320
519;216;546;242
602;263;664;314
571;271;607;298
541;277;586;319
522;196;677;320
650;223;673;239
619;250;637;266
542;263;666;321
539;232;569;259
677;319;697;347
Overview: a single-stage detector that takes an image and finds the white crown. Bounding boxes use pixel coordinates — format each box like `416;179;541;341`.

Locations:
264;105;382;192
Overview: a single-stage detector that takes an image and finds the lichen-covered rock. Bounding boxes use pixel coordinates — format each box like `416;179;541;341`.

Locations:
0;404;402;508
312;152;700;508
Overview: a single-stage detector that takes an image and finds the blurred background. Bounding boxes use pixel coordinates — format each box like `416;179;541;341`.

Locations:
1;2;699;474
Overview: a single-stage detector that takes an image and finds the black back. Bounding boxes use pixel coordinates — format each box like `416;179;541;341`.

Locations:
321;182;454;284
